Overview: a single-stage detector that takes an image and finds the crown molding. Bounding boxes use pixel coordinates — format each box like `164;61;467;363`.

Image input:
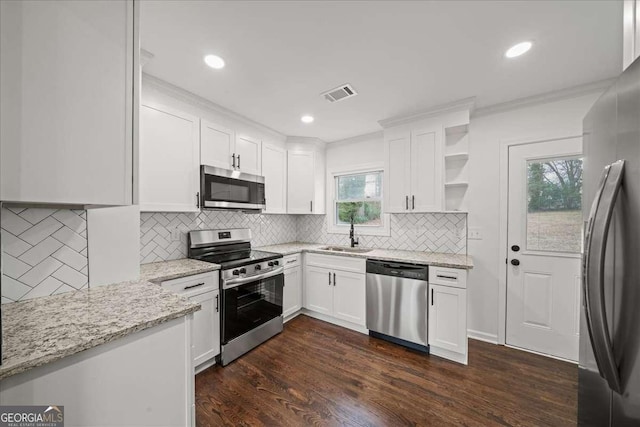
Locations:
473;78;615;118
326;130;384;145
378;97;476;129
142;72;286;140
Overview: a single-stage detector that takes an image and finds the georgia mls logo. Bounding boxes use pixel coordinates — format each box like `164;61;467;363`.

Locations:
0;405;64;427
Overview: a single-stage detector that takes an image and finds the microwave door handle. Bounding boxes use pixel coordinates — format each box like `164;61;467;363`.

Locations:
583;160;624;393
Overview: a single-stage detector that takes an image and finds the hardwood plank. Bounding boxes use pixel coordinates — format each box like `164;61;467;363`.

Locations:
196;315;577;427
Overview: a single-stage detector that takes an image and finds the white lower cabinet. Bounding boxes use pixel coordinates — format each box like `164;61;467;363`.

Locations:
283;254;302;319
304;254;366;328
162;272;220;371
428;267;468;365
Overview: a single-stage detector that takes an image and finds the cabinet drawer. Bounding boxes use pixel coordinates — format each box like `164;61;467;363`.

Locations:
283;253;301;269
305;253;366;274
161;272;218;296
429;266;467;289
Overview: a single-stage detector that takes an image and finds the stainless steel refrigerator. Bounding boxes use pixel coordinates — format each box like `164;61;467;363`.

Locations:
580;56;640;426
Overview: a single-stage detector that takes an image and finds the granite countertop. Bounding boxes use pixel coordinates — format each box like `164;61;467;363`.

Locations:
140;258;220;283
0;280;200;380
257;242;474;270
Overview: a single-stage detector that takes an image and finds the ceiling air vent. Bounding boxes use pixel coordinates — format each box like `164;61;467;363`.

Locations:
322;83;358;103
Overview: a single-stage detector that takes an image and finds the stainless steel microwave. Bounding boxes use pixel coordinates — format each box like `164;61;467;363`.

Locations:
200;165;266;211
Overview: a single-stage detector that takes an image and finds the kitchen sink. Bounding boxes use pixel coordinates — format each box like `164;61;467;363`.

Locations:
319;246;373;254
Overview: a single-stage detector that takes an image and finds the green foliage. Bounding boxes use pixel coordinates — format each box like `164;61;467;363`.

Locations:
337;201;382;225
527;159;582;212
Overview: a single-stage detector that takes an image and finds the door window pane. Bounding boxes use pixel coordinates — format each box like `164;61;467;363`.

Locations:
526;158;583;253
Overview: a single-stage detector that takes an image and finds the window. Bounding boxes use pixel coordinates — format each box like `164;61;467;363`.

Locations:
526;157;583;253
329;170;389;236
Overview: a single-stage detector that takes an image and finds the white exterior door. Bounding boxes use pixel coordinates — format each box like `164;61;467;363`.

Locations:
139;103;200;212
506;138;583;361
411;127;443;212
283;266;302;318
287;151;315;213
332;271;366;326
261;144;287;213
200;120;234;169
235;134;262;175
385;132;412;213
304;266;333;315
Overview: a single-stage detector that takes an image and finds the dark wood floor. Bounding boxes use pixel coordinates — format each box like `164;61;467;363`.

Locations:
196;315;577;426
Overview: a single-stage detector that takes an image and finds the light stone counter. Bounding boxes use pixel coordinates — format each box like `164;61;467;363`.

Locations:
257;242;474;269
0;280;200;380
140;258;220;283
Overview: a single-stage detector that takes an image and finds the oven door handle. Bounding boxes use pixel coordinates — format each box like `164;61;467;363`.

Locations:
222;266;285;289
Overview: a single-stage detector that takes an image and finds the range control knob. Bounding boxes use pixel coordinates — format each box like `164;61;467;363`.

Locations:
232;269;240;276
239;268;246;274
268;261;275;267
255;265;262;271
273;260;279;266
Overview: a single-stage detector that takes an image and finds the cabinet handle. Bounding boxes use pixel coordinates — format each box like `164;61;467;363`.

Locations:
328;272;331;286
431;289;434;306
333;273;336;286
406;195;409;210
215;294;219;312
437;274;457;280
237;154;241;169
184;282;205;290
412;195;415;210
310;201;313;212
196;192;200;209
232;153;236;168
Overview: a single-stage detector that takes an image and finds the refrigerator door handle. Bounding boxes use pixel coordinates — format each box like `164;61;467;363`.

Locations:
583;160;625;394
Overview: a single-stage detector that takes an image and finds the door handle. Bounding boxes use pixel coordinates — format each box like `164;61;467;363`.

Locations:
310;201;313;212
583;160;625;393
215;294;219;312
237;154;241;169
328;272;331;286
333;272;336;286
196;192;200;209
431;288;434;306
510;259;520;266
406;195;409;210
232;153;236;169
184;282;205;290
412;195;415;210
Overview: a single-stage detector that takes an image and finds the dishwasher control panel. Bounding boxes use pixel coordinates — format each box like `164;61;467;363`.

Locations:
366;260;428;281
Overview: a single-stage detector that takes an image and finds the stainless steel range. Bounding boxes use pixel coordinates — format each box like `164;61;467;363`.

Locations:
188;229;284;366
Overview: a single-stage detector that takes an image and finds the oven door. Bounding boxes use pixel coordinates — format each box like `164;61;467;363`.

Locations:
201;165;265;210
221;269;284;344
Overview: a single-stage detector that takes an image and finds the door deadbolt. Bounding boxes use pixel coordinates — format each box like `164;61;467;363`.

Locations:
511;245;520;252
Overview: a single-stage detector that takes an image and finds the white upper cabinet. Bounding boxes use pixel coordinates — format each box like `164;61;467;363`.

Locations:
200;120;234;170
0;0;136;206
384;126;443;213
261;144;287;214
200;119;262;175
623;0;640;70
139;103;200;212
235;134;262;175
288;151;315;213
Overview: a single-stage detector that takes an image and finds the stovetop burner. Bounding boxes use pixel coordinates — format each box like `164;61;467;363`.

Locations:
200;249;281;270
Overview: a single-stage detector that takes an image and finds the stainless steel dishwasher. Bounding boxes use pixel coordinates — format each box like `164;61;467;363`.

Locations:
366;260;429;352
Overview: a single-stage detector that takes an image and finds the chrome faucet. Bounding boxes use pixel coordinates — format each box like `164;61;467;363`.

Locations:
349;217;359;248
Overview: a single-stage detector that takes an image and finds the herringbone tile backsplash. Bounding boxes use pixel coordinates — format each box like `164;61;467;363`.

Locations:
140;211;466;264
1;207;88;304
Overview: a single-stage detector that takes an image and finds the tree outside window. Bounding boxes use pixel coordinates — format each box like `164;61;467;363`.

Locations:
335;171;383;226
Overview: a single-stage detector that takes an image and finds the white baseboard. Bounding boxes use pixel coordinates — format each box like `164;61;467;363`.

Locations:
194;357;217;374
301;309;369;335
284;310;303;323
430;345;468;365
467;329;499;344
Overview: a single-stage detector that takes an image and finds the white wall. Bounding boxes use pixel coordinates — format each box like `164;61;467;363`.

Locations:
325;132;384;170
142;74;287;148
467;91;602;341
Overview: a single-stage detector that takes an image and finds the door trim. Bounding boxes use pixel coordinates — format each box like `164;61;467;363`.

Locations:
497;132;582;345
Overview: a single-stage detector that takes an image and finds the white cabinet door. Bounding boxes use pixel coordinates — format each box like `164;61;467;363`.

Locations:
200;120;234;169
235;134;262;175
332;270;366;326
140;103;200;212
190;289;220;367
411;127;443;212
262;144;287;214
287;151;315;213
283;266;302;318
304;265;333;315
385;132;412;213
428;284;467;354
0;0;134;205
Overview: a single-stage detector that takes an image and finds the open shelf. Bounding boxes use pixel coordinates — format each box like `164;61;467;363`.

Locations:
445;152;469;161
444;123;470;212
444;182;469;188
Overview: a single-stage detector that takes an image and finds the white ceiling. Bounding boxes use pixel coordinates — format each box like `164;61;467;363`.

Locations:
140;1;622;142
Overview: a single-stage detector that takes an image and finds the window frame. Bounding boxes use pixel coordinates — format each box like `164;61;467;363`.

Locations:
326;163;391;237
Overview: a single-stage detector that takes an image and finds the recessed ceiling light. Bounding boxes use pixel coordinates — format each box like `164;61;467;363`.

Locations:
505;41;532;58
301;115;314;124
204;54;225;69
